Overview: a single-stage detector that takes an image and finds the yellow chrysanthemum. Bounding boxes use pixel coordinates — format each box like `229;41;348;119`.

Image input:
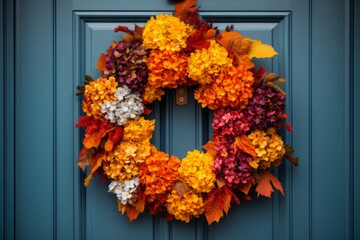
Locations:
82;77;118;118
178;150;216;193
166;190;205;223
194;66;254;110
142;14;193;51
147;50;188;88
247;129;286;169
141;84;165;103
188;40;233;84
140;146;180;202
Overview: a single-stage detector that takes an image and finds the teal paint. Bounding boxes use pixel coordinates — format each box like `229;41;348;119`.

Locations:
354;0;360;239
15;0;55;239
1;0;358;239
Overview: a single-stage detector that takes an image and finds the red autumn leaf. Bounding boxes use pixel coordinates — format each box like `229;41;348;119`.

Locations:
175;0;197;19
255;171;284;198
233;135;257;157
205;187;232;224
202;141;217;158
133;24;144;39
284;123;293;132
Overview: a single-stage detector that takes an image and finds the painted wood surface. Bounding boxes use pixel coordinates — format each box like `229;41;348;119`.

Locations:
1;0;359;239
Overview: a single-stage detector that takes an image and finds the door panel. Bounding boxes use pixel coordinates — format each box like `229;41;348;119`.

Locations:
76;11;290;240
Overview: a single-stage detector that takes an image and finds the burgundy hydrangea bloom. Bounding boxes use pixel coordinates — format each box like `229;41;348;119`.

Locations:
212;108;250;138
243;87;286;130
102;40;148;92
213;145;252;188
212;109;253;188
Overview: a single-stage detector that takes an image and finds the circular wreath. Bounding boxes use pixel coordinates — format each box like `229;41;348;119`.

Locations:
76;1;298;224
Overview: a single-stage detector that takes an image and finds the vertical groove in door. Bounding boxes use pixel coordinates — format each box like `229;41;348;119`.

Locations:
52;0;57;238
308;0;313;239
344;0;355;239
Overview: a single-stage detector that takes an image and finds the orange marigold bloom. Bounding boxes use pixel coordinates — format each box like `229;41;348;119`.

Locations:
82;76;118;118
139;146;180;202
141;84;165;103
147;50;188;88
166;189;205;223
194;66;254;110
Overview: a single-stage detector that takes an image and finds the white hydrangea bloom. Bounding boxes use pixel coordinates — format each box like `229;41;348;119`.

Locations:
101;85;144;126
108;177;140;205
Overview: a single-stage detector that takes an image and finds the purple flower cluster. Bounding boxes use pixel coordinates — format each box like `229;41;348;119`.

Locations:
243;87;286;130
103;40;148;92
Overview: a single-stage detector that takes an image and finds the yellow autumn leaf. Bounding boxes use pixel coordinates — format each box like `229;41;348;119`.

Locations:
248;40;278;59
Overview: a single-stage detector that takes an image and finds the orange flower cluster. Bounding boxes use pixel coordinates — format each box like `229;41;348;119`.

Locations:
139;146;180;202
141;84;165;103
82;76;118;118
147;50;188;88
166;190;205;223
103;117;155;181
194;66;255;110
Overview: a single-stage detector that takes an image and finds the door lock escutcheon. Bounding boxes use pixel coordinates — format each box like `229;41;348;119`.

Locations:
176;86;188;106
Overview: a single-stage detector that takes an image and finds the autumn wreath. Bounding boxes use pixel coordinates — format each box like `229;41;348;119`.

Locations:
76;0;298;224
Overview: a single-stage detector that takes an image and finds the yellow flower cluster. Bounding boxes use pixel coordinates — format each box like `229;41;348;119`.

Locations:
122;117;155;142
247;129;286;169
187;40;233;84
142;15;193;51
139;146;180;202
103;117;155;181
194;66;254;110
141;84;165;103
166;190;205;223
82;77;118;118
178;150;215;193
147;50;188;88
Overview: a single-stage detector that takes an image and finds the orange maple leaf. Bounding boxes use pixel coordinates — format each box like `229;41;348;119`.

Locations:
104;139;114;152
175;0;197;19
255;171;284;198
233;135;257;157
202;141;217;158
96;53;106;72
84;151;107;187
205;187;232;224
239;181;252;195
77;148;95;172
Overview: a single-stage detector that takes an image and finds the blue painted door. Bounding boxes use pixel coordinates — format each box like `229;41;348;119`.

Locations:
2;0;359;239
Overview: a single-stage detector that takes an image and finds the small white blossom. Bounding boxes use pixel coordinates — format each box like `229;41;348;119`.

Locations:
108;177;140;205
101;85;144;126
